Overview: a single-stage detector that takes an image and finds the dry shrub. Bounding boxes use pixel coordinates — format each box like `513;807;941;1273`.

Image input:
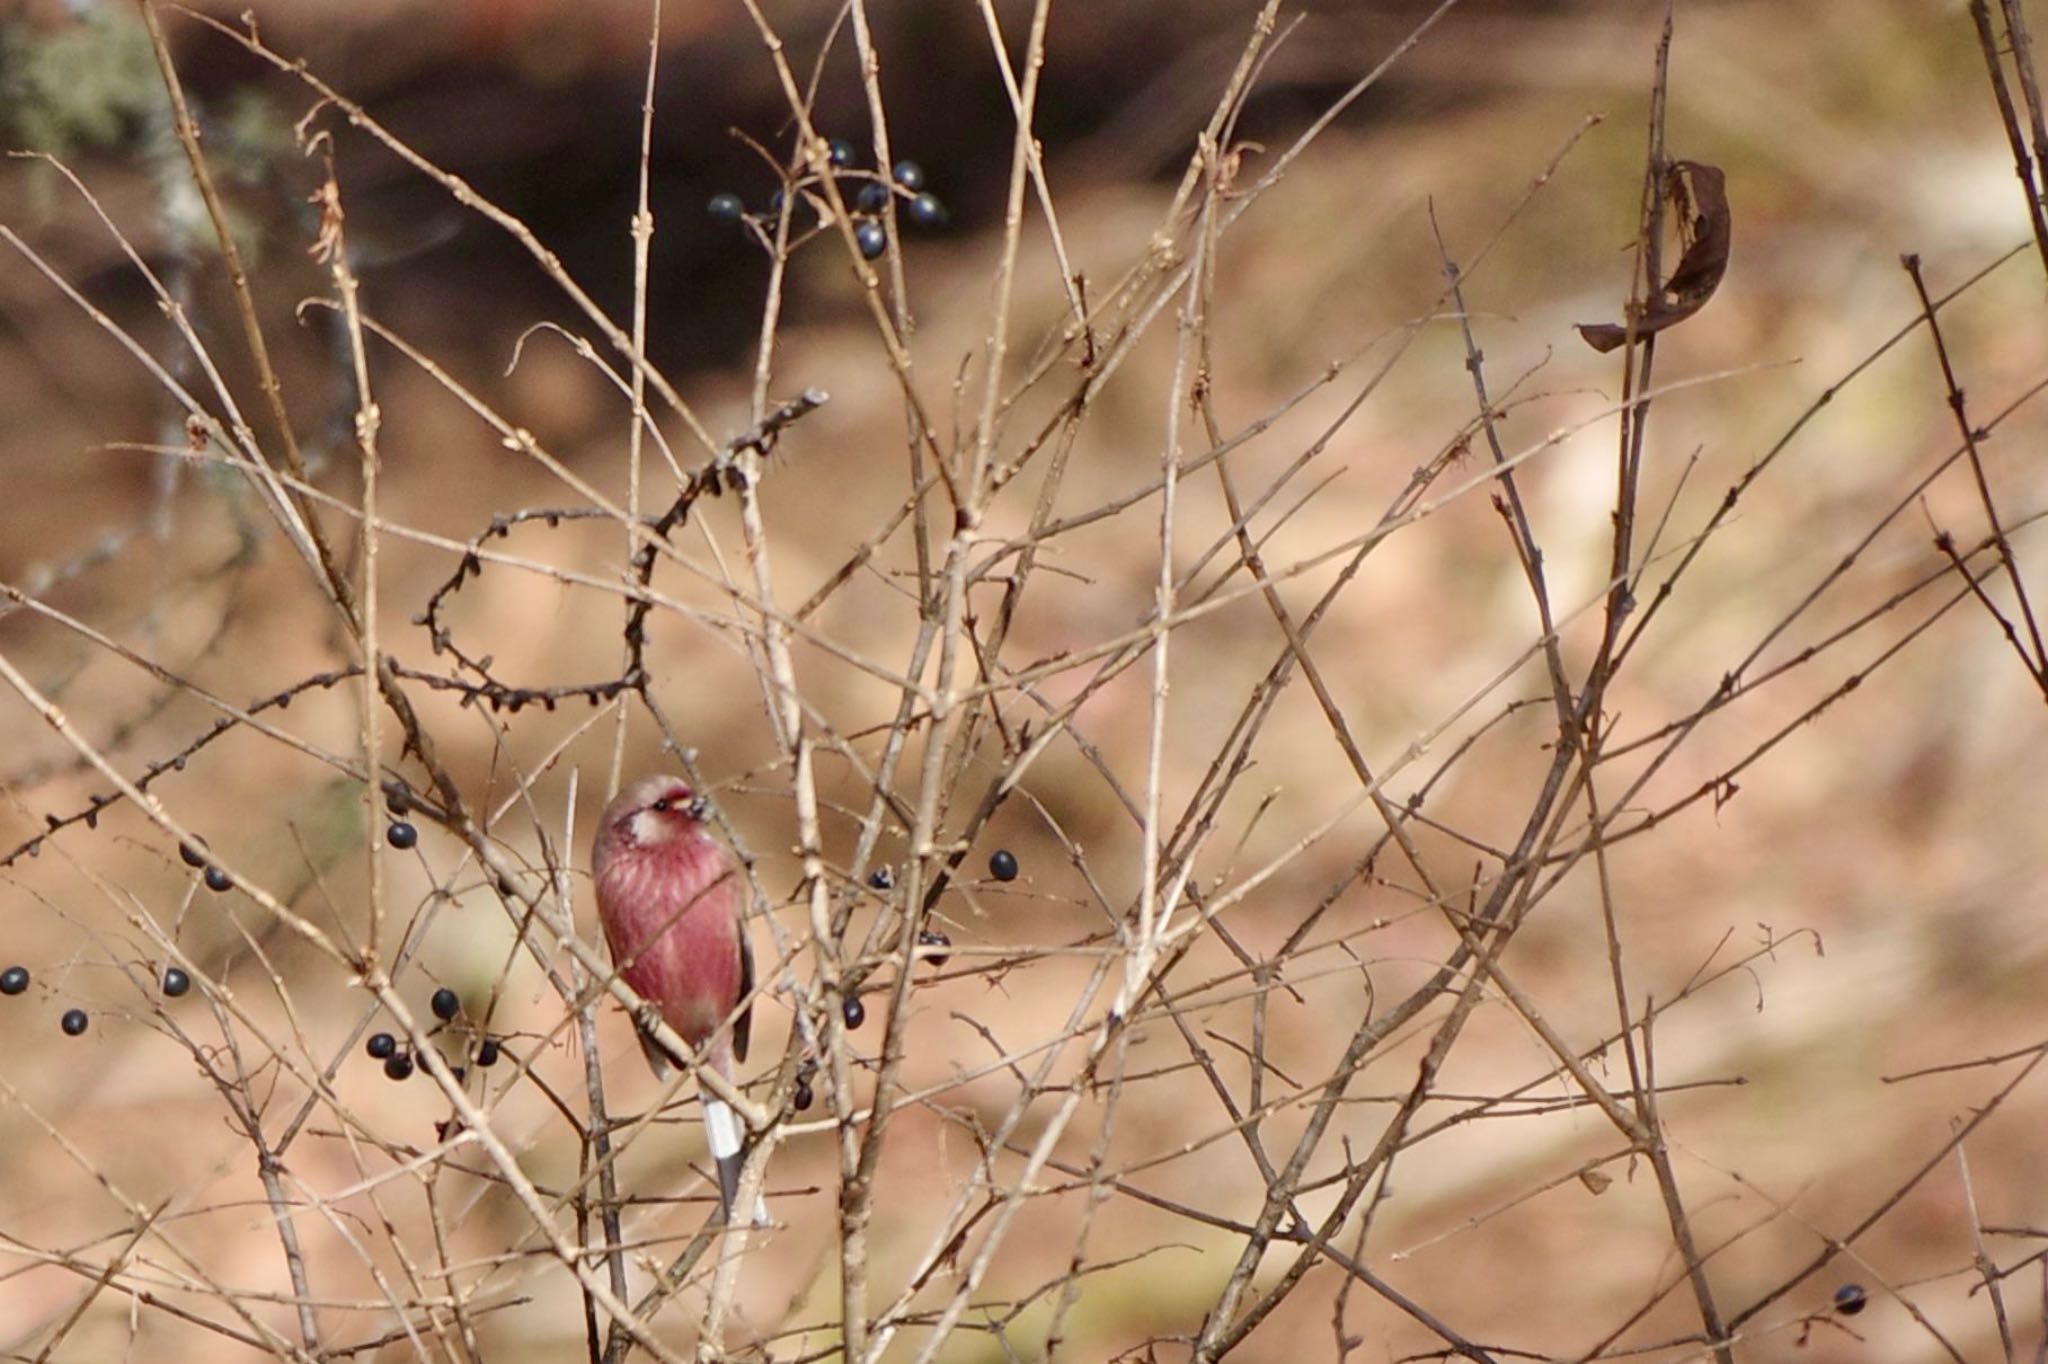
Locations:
4;3;2048;1362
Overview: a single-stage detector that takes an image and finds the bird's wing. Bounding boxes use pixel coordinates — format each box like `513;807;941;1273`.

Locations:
636;1024;683;1080
734;926;754;1064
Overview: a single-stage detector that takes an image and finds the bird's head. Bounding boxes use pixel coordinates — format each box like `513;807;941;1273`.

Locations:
601;774;711;853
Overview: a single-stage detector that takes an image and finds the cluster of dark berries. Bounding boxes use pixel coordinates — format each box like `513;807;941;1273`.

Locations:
2;961;78;1037
364;1029;414;1080
384;786;419;850
0;961;190;1037
707;141;947;261
180;837;233;894
367;985;505;1081
184;788;425;895
866;866;958;970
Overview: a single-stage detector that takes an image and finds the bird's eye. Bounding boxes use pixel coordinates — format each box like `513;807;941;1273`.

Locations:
650;797;670;813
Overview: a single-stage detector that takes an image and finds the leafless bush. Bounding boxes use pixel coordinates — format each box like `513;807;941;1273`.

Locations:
4;2;2048;1361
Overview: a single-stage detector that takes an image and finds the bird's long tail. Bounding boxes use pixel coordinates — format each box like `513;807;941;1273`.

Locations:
702;1093;769;1226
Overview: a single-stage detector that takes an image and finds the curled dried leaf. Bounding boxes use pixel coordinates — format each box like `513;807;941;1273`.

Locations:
1578;159;1731;353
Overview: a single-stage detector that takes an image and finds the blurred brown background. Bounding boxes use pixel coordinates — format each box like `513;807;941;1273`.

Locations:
3;1;2046;1361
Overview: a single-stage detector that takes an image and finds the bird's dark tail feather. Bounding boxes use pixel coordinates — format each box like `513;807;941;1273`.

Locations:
714;1149;745;1223
703;1095;768;1225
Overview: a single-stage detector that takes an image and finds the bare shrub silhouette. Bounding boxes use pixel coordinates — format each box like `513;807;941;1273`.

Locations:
4;2;2048;1361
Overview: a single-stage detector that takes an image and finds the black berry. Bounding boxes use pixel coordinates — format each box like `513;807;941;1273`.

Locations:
60;1008;88;1037
919;928;952;967
366;1031;398;1060
906;192;948;228
827;137;857;168
476;1037;502;1067
430;987;460;1022
856;180;891;214
793;1079;814;1111
383;1053;415;1081
162;967;191;997
1833;1283;1868;1316
989;849;1019;882
387;821;418;850
204;866;232;893
707;192;745;224
842;995;866;1029
891;159;925;191
855;221;887;260
179;840;208;869
384;786;410;817
0;966;28;996
867;866;895;890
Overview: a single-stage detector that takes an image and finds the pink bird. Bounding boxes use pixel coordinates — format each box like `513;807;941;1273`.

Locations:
592;774;762;1224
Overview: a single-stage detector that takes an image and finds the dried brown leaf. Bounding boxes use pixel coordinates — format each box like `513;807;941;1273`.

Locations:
1578;159;1731;352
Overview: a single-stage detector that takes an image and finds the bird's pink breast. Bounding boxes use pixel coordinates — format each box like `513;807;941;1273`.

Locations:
594;831;742;1048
